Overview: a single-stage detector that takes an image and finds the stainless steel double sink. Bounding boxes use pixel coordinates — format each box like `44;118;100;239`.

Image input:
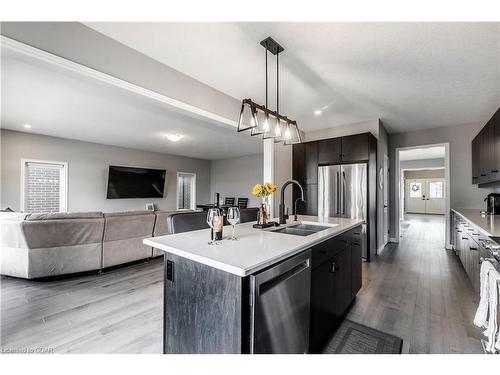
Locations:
270;222;336;236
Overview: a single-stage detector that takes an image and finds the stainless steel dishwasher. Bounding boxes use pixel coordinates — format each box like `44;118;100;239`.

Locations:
249;250;311;354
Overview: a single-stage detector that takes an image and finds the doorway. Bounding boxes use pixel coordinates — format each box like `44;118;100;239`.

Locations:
405;174;445;215
395;144;450;248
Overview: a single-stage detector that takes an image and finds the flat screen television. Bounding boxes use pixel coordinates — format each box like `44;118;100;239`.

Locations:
106;165;166;199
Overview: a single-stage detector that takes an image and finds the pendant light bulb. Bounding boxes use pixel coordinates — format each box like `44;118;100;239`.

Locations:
284;126;291;140
263;118;270;132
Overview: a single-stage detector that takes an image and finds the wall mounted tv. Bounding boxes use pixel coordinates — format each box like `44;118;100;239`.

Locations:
106;165;166;199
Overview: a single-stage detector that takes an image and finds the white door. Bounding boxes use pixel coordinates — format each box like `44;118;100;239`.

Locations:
425;178;445;214
406;179;426;213
405;178;445;215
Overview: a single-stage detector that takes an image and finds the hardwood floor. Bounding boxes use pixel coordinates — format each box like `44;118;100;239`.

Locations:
347;214;483;354
1;259;164;353
0;214;483;353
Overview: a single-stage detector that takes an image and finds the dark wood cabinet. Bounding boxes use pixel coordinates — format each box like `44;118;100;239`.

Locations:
472;107;500;186
309;259;337;352
305;142;318;184
318;138;342;165
341;133;370;163
309;226;362;353
293;142;318;185
332;247;352;316
351;230;363;299
317;133;370;165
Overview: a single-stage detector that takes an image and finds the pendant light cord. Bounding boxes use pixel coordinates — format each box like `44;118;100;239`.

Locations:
265;49;268;108
276;52;279;113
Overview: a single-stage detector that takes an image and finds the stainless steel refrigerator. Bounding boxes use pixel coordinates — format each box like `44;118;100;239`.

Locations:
318;164;368;259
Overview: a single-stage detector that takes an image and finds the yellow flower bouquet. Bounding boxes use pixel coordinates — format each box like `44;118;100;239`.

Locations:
251;182;277;225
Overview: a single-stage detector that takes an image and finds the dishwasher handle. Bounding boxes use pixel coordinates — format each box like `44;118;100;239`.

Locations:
252;250;311;297
258;259;310;295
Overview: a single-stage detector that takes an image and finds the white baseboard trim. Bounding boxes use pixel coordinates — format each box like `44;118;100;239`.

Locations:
445;244;453;250
377;244;387;255
389;237;399;243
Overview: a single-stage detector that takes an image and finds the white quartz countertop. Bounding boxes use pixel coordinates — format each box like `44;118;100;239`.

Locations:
452;208;500;237
143;215;364;276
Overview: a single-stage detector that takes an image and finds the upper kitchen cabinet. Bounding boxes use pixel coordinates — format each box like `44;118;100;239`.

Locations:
341;133;371;163
317;132;374;165
293;141;318;185
318;138;342;165
472;107;500;186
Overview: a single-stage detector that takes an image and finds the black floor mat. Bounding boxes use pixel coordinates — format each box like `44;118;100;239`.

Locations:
323;320;403;354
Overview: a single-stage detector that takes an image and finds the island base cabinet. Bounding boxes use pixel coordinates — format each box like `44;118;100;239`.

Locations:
309;226;363;353
163;253;247;354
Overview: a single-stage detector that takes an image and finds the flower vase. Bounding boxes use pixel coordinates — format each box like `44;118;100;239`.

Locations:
258;198;269;225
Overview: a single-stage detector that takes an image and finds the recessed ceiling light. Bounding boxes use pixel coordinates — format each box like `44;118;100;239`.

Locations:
314;110;322;116
23;124;32;129
165;134;184;142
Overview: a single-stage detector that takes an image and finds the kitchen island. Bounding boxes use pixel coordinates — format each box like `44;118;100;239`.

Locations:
144;215;364;354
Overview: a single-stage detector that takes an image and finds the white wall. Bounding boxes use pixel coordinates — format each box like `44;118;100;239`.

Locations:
1;130;211;212
210;153;263;208
400;158;445;170
376;121;388;250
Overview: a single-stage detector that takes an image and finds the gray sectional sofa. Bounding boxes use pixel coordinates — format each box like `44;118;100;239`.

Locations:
0;209;187;279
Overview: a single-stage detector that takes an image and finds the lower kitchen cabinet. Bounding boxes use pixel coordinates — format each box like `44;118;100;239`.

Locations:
452;212;481;294
309;260;337;352
309;226;362;353
351;231;363;299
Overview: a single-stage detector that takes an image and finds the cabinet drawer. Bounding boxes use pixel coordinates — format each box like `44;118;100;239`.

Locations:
311;231;351;270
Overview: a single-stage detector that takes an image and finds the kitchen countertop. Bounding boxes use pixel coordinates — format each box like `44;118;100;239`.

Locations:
143;215;364;277
452;208;500;238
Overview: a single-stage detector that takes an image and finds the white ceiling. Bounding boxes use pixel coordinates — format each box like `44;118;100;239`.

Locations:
399;146;445;161
0;46;262;160
86;22;500;134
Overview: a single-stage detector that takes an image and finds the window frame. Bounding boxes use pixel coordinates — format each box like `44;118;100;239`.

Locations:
20;158;68;213
176;172;196;211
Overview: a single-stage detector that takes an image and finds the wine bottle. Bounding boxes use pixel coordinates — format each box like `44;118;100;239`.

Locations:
213;215;223;241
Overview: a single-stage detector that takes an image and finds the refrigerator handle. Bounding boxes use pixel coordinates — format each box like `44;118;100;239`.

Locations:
336;171;340;215
342;171;346;216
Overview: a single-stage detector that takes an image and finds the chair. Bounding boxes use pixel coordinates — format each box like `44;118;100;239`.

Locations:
224;197;235;206
239;208;259;223
237;198;249;209
168;212;209;234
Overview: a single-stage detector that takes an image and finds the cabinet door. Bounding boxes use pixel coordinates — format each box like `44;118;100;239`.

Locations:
318;138;342;165
479;127;489;183
471;136;480;184
295;184;318;216
305;142;318;184
493;109;500;180
292;143;306;185
309;260;337;353
351;230;363;299
341;133;370;163
332;246;352;317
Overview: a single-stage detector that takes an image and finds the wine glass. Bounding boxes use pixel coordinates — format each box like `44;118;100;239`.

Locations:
227;207;240;241
206;208;221;245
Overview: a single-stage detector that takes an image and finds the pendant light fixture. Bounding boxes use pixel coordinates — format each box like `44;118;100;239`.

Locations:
237;37;301;145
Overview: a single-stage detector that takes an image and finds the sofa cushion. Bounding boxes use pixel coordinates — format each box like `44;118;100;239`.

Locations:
103;211;155;242
27;212;103;220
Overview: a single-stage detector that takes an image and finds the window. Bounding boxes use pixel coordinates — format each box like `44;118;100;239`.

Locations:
409;182;422;198
177;172;196;210
21;159;67;213
429;181;444;199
